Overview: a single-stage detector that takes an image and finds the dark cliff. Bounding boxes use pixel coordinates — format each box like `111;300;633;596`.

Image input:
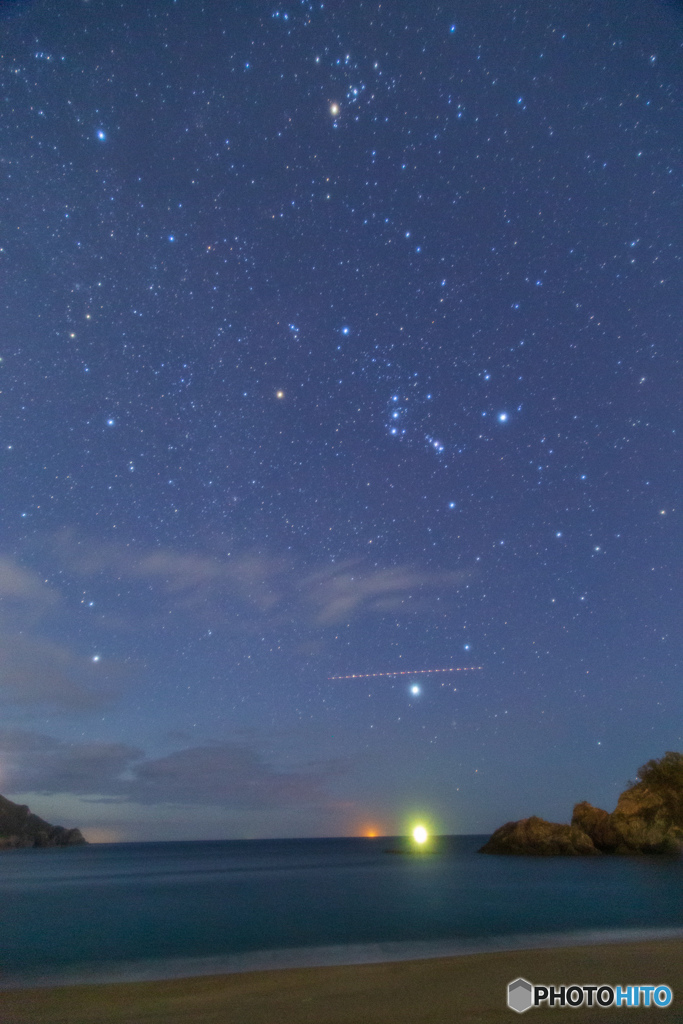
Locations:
0;794;87;849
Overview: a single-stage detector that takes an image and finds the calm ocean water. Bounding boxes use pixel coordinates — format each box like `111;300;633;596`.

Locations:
1;835;682;988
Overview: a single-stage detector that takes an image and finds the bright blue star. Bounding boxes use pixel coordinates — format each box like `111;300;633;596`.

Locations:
498;412;508;422
96;130;106;141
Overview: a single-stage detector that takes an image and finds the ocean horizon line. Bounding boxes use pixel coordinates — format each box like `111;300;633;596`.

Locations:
74;832;491;847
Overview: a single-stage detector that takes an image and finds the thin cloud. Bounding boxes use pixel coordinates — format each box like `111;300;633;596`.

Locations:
0;730;327;810
51;533;289;618
300;562;468;624
129;744;325;807
50;533;468;628
0;555;123;710
0;633;122;710
0;558;58;605
0;730;142;796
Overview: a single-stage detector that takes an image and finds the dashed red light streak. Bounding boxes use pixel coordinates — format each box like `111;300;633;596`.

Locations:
327;666;482;680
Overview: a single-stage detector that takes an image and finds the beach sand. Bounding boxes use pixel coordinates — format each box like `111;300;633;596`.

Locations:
2;939;681;1023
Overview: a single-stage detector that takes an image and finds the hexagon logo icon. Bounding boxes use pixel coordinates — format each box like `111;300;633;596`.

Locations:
508;977;533;1013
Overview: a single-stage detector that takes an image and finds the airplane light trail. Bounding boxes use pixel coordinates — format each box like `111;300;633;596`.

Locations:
328;667;482;680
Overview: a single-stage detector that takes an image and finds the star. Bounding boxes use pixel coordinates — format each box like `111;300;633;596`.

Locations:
1;0;675;851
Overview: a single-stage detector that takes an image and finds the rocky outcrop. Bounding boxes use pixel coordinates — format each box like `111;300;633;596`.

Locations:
479;816;599;856
610;779;683;854
0;794;87;849
571;801;621;852
480;752;683;857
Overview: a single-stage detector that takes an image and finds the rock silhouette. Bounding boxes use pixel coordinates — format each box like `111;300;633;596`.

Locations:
480;751;683;856
0;794;87;849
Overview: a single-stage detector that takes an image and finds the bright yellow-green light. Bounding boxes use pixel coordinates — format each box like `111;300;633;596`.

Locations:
413;825;428;844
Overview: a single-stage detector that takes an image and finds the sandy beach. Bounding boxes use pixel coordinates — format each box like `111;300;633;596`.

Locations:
2;939;681;1024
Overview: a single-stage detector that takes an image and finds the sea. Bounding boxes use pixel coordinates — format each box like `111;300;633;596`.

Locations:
1;835;682;989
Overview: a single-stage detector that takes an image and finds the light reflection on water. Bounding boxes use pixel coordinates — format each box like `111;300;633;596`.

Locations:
1;835;681;986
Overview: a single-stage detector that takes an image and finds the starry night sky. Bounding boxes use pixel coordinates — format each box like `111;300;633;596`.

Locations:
1;0;680;842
